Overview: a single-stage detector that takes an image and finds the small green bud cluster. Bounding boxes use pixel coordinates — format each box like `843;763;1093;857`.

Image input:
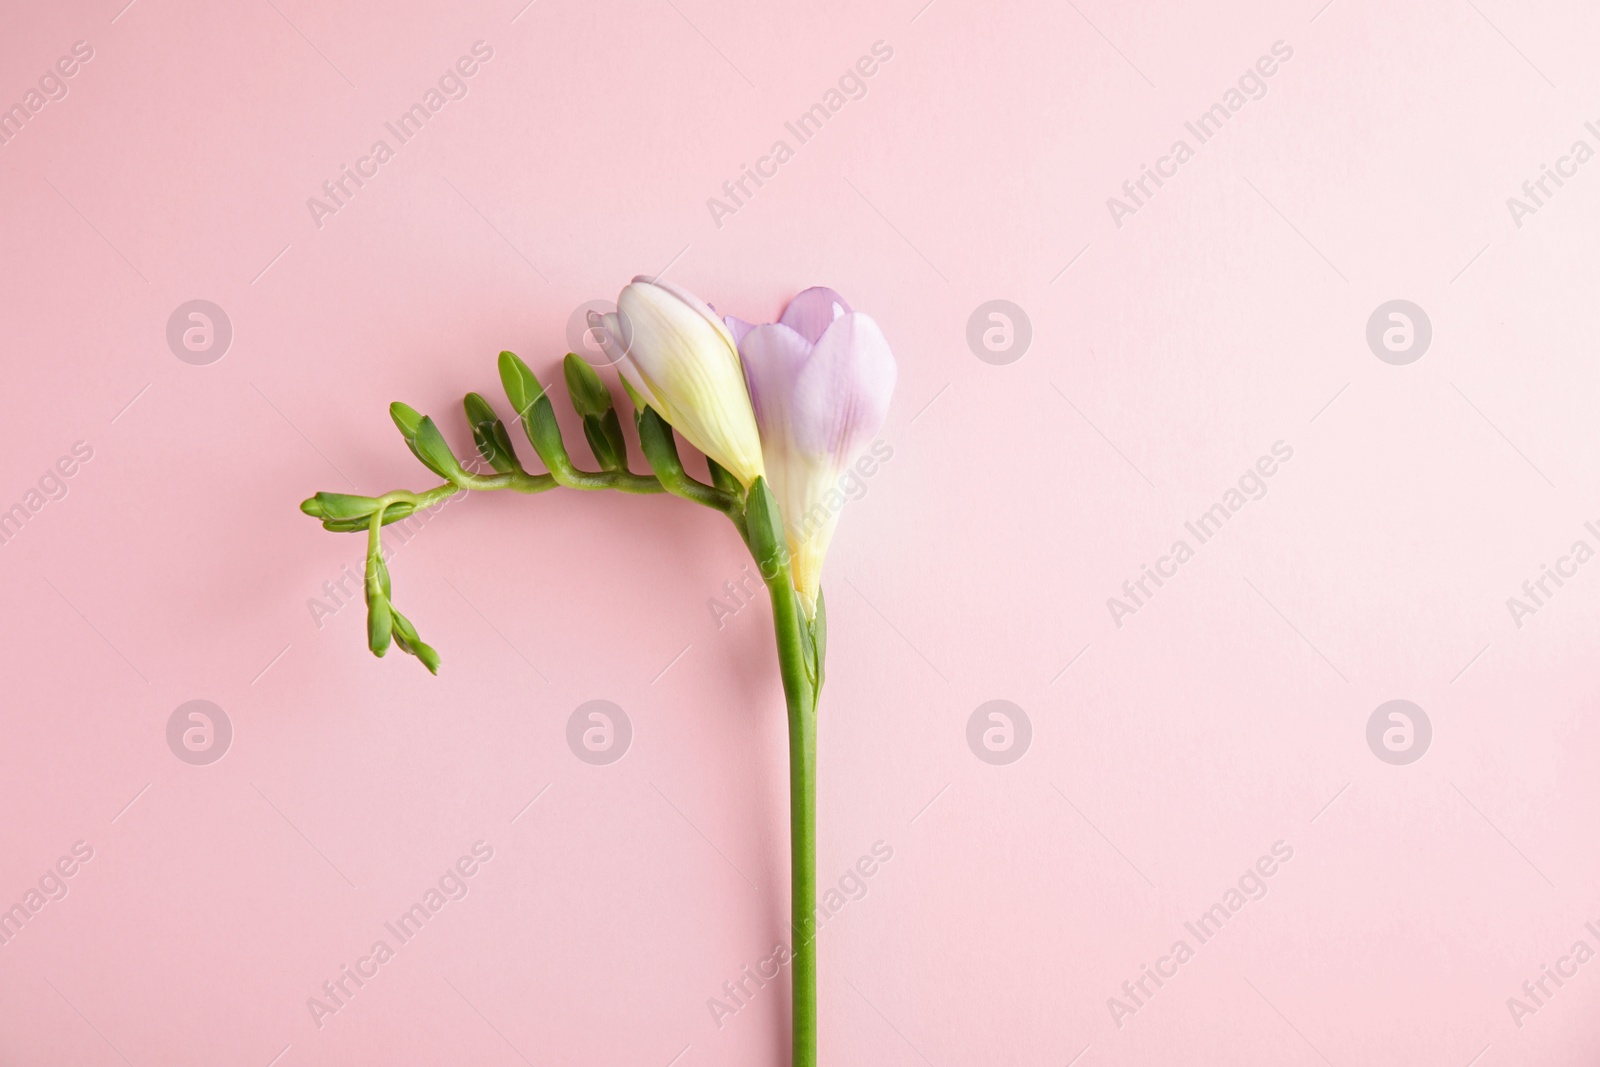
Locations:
298;352;818;676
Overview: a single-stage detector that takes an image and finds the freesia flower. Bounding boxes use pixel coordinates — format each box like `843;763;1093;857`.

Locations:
305;274;896;1067
589;277;765;487
727;287;896;616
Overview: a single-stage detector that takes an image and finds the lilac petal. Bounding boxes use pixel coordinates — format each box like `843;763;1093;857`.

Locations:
788;312;896;459
724;314;756;347
779;287;851;345
736;322;813;439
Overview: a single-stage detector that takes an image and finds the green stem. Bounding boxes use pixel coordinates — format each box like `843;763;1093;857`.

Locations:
765;570;818;1067
547;466;666;495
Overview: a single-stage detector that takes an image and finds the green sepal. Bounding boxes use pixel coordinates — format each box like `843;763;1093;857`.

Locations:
390;403;468;483
367;596;393;656
705;458;742;498
807;587;827;692
598;409;629;471
618;375;648;412
574;394;624;472
635;406;685;482
463;392;521;474
813;586;827;667
744;476;787;582
601;409;630;467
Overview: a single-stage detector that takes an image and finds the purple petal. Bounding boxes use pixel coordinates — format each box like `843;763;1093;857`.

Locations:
724;314;756;347
780;287;852;345
736;323;813;438
788;312;896;458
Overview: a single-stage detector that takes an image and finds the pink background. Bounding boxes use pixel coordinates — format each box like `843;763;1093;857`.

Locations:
2;0;1599;1063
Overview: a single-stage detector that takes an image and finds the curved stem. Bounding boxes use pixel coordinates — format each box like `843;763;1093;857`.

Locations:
548;467;665;494
652;466;742;514
765;571;818;1067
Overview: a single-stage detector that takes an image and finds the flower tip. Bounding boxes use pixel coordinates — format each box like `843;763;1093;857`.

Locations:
781;287;855;344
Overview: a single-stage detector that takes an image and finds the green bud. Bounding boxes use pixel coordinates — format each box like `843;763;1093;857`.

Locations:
497;350;545;419
463;392;522;474
390;403;468;483
415;417;467;482
528;396;572;472
744;476;787;582
563;354;612;420
390;401;424;440
315;499;419;534
389;611;440;673
321;501;416;533
367;597;393;656
499;351;572;474
308;492;380;521
564;355;629;472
